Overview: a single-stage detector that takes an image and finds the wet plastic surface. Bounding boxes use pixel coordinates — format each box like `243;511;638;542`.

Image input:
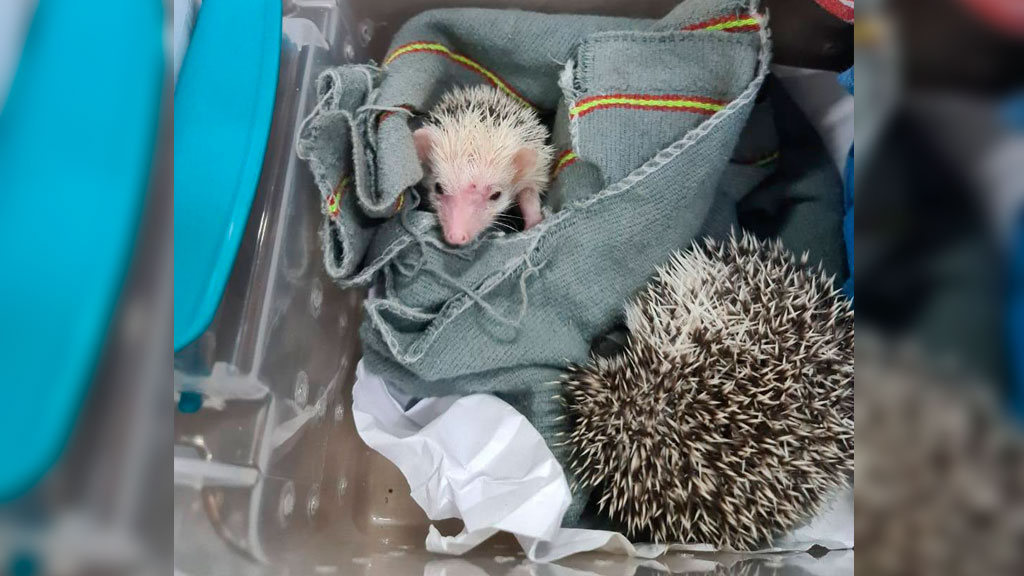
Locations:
172;2;853;574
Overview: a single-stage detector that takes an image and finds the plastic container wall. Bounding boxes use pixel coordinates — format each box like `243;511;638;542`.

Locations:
172;2;852;574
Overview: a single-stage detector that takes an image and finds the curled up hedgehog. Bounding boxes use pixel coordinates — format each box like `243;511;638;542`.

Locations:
561;232;855;549
412;85;554;246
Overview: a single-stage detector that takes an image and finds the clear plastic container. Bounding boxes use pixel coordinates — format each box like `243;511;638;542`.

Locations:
172;2;852;574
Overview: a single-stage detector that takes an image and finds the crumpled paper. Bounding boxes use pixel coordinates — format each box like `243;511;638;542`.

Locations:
352;361;853;563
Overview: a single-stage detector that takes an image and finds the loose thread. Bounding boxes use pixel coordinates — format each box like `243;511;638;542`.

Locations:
358;104;416;117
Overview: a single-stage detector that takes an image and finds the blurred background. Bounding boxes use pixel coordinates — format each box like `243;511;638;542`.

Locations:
0;0;172;575
855;0;1024;574
0;0;1021;574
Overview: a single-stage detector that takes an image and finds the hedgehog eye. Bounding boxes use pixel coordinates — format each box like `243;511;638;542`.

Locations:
488;190;502;202
435;183;446;195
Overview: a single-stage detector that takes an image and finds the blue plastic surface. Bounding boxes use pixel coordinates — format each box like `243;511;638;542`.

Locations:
839;67;854;304
0;1;163;498
177;391;203;414
173;0;282;351
1007;94;1024;422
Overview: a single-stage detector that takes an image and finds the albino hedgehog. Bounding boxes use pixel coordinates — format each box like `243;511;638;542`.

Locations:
412;85;554;246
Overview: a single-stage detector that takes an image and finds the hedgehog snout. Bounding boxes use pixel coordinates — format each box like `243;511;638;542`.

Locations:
445;229;471;245
437;196;484;246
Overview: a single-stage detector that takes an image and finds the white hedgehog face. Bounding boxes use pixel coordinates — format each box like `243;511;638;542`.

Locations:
413;124;537;246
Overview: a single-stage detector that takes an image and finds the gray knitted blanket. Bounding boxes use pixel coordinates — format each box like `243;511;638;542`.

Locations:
297;0;846;524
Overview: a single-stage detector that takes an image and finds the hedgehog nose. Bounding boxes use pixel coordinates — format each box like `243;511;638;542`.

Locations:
446;231;470;245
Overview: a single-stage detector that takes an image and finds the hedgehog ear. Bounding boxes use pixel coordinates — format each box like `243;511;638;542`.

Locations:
412;127;434;165
512;147;538;183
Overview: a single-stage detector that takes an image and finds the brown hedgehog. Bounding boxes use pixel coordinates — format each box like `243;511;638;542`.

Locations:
561;232;855;549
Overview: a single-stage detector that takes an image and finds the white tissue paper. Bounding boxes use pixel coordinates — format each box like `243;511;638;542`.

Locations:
352;361;854;563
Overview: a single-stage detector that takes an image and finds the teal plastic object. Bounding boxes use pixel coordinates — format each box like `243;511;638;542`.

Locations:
0;1;163;499
173;0;282;351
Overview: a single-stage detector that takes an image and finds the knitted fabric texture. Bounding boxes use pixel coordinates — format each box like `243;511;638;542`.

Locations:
296;0;847;524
